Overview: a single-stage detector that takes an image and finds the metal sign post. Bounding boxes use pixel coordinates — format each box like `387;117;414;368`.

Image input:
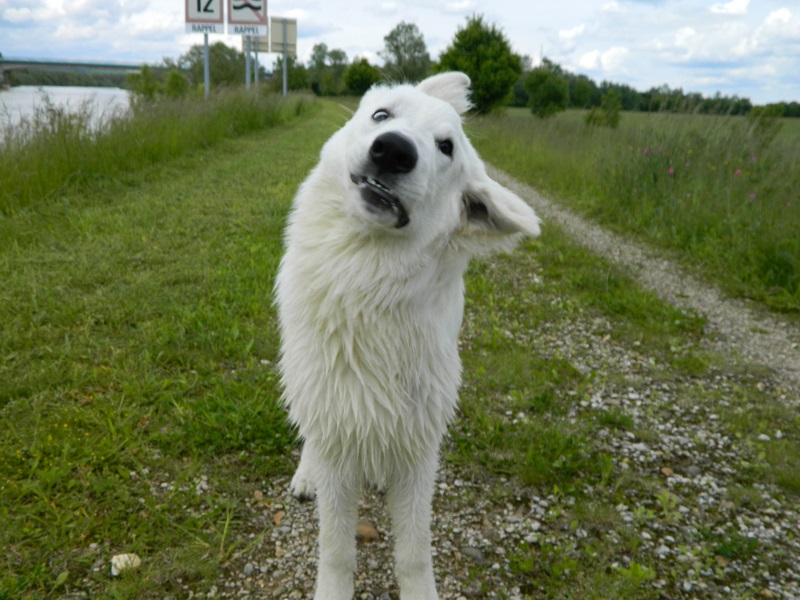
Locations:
203;33;210;100
245;35;252;90
227;0;266;89
185;0;224;100
269;17;297;96
282;19;287;96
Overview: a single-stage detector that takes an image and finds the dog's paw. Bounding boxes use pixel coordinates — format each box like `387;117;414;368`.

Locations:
290;473;316;502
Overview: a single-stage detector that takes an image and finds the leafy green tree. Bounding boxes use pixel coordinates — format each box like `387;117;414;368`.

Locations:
326;48;349;95
179;42;246;88
308;43;329;95
524;60;569;118
345;58;383;95
271;55;309;92
164;69;189;98
437;15;522;113
585;89;621;128
570;74;597;108
127;65;160;101
307;43;349;96
379;21;431;82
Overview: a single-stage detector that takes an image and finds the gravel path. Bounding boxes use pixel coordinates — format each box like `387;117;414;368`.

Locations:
213;169;799;599
488;166;800;392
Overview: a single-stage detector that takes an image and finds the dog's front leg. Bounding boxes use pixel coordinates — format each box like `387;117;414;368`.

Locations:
313;451;359;600
290;441;317;501
387;454;440;600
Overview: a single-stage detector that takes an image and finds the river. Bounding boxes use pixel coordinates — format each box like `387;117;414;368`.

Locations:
0;85;131;130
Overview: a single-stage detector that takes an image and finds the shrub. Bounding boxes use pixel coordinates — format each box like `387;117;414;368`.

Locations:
585;89;621;128
438;15;522;113
524;64;568;119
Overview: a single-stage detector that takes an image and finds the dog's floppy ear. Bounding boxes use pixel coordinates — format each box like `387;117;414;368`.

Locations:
417;72;472;115
460;177;541;243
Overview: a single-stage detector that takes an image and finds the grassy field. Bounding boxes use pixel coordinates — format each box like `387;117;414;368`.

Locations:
0;92;331;597
468;109;800;313
1;97;798;598
0;87;315;216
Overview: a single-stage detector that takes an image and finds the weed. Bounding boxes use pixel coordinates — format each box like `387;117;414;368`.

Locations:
470;109;800;312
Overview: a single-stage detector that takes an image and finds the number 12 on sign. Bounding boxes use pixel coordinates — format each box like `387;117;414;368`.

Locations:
185;0;223;34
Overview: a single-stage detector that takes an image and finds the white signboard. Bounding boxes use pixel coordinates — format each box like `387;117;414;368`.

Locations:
227;0;267;36
270;17;297;56
248;37;270;54
185;0;224;34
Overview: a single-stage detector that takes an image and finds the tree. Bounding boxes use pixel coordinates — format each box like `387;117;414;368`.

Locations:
164;69;189;98
524;60;568;118
437;15;522;113
179;42;246;88
326;48;349;95
127;65;160;102
308;43;329;95
271;55;309;92
585;89;621;128
345;58;382;95
569;74;597;109
307;43;349;96
379;22;431;82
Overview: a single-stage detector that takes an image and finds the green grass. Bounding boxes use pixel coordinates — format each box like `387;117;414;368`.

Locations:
1;94;798;598
0;96;341;597
468;109;800;312
0;87;316;216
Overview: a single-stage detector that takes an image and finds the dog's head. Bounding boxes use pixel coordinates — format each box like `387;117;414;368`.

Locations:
331;72;540;251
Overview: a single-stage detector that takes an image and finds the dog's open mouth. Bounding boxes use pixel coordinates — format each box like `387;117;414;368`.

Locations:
350;174;410;229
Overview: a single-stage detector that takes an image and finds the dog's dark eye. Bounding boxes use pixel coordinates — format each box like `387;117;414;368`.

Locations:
372;109;391;122
437;139;453;157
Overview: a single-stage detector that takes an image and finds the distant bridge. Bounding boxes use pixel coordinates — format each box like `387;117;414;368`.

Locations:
0;57;161;87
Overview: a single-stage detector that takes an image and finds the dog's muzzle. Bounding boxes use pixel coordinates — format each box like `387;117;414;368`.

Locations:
350;132;416;229
350;174;410;229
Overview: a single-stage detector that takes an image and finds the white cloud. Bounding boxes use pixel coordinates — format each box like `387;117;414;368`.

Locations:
3;2;64;23
443;1;476;14
377;2;398;15
559;24;585;42
602;2;625;14
578;46;628;73
578;49;600;70
729;64;777;79
558;23;587;52
602;46;628;71
710;0;749;16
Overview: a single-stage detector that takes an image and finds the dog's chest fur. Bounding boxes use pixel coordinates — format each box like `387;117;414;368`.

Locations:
277;205;469;477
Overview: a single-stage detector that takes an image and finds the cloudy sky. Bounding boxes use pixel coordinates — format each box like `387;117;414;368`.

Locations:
1;0;798;104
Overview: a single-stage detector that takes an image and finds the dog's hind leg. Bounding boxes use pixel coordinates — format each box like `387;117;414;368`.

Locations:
290;442;317;501
312;452;360;600
387;454;440;600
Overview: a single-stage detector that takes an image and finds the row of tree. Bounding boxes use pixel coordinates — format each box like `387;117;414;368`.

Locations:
270;16;525;114
5;15;798;119
515;57;785;118
263;17;798;119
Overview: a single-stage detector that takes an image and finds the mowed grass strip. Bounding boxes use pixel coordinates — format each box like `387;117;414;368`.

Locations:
0;100;347;597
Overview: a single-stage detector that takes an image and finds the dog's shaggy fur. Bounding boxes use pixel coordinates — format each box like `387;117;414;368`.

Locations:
276;72;540;599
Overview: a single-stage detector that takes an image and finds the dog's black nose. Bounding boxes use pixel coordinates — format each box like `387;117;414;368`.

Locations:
369;132;418;174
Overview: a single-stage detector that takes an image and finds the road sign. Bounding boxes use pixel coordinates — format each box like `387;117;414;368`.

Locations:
185;0;224;34
244;37;269;53
270;17;297;56
227;0;267;36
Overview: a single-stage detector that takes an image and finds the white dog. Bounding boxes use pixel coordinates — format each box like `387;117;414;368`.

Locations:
275;72;540;599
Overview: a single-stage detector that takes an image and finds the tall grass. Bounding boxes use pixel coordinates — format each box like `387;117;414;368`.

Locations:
0;87;316;216
469;110;800;311
0;100;337;598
